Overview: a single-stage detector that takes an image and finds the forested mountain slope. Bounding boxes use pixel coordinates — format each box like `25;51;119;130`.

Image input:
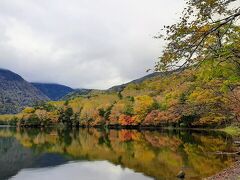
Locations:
108;70;180;92
0;69;49;114
3;60;239;128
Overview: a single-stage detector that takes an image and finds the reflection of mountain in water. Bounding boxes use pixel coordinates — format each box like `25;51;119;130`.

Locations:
0;137;67;180
0;128;238;180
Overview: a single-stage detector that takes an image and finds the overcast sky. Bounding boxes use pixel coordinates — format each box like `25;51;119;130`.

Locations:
0;0;185;89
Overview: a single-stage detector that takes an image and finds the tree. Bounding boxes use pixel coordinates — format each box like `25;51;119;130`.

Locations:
59;106;74;126
228;87;240;121
119;114;134;126
133;95;155;123
22;107;35;114
98;108;106;117
155;0;240;71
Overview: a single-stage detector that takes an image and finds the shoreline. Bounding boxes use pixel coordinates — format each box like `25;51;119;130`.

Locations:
0;123;230;130
206;161;240;180
0;125;236;137
0;124;233;132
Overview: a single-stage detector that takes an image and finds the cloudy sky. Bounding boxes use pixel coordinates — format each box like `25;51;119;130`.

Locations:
0;0;185;89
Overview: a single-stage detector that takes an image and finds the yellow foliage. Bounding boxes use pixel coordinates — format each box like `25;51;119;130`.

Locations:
133;95;154;123
22;107;35;114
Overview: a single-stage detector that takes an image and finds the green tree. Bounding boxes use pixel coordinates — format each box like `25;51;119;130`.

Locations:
59;107;74;126
155;0;240;71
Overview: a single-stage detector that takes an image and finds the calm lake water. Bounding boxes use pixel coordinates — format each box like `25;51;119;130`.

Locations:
0;128;238;180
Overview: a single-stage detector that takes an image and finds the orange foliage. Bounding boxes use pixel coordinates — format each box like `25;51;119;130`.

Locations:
143;108;181;125
119;114;134;126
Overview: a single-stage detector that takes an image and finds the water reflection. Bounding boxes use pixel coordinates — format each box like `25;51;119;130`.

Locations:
10;161;152;180
0;128;238;180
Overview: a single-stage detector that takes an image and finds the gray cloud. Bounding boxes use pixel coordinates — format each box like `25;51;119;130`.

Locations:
0;0;185;89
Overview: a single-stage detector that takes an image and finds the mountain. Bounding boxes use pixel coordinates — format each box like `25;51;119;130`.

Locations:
1;60;239;128
61;89;94;100
108;70;179;92
62;71;178;100
0;69;49;114
32;83;74;101
61;71;180;101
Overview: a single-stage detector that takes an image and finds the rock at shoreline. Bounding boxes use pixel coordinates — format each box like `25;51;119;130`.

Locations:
177;170;185;179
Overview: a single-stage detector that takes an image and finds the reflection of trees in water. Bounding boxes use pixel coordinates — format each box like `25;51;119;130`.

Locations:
0;128;237;180
58;128;73;147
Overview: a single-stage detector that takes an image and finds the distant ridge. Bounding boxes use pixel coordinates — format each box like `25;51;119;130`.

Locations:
62;70;181;100
108;70;178;92
61;89;94;100
32;83;74;101
0;68;181;111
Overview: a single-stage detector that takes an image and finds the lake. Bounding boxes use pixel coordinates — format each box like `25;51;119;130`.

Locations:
0;128;238;180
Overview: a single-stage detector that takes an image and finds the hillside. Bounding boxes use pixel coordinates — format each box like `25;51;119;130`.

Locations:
108;70;180;92
2;60;239;128
0;69;49;114
61;89;94;100
63;71;178;100
32;83;74;101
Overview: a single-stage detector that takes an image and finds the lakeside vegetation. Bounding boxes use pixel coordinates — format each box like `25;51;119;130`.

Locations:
0;59;239;129
221;126;240;136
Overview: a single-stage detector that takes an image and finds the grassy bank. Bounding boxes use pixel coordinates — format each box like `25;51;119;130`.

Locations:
221;126;240;137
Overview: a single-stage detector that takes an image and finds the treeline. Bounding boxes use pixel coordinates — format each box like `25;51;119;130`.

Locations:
1;60;239;128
